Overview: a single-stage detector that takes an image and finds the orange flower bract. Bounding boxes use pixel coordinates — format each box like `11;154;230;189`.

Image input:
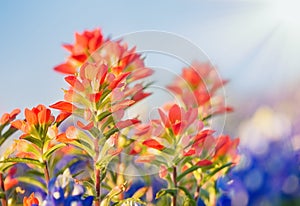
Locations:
23;193;39;206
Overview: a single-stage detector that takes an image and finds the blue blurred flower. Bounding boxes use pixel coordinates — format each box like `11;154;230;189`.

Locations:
197;198;206;206
42;169;93;206
216;194;231;206
217;139;300;206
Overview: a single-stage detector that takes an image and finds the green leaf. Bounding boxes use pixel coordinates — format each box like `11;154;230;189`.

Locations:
0;162;14;172
99;89;111;103
102;182;127;205
132;187;148;199
25;169;44;177
43;143;66;160
0;157;44;168
203;162;233;183
113;198;146;206
161;148;175;156
70;140;95;158
96;111;111;122
176;164;212;182
17;176;47;192
155;188;178;199
142;81;154;90
0;191;6;199
77;130;94;150
82;180;96;196
202;114;212;121
88;127;103;139
0;127;18;146
104;128;119;139
72;170;85;178
180;156;193;166
178;186;196;206
101;116;114;131
183;196;196;206
23;136;43;148
24;142;41;159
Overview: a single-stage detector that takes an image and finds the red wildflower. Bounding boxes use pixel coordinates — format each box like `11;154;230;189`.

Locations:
23;193;39;206
196;159;213;167
183;148;196;156
4;167;18;190
158;104;199;135
116;118;140;129
49;101;76;113
129;142;143;155
214;135;240;162
142;139;165;150
77;121;94;130
0;108;20;125
54;62;77;75
54;28;104;74
182;67;203;88
56;133;74;144
132;90;152;102
159;165;168;178
11;105;54;136
55;112;71;124
4;176;18;191
167;61;231;119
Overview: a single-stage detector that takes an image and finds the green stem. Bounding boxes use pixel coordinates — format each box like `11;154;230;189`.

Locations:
0;172;7;206
95;168;101;206
44;161;50;187
172;166;177;206
94;136;101;206
194;179;201;201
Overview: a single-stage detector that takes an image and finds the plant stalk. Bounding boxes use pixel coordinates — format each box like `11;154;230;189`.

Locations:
0;172;7;206
44;161;50;187
95;168;101;206
94;135;101;206
194;180;201;200
172;166;177;206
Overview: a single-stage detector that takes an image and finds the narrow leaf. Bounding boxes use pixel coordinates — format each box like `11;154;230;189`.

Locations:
43;143;66;160
0;127;18;146
17;176;47;192
104;128;119;139
132;187;148;199
0;157;44;168
178;186;196;206
0;192;5;199
203;162;233;183
155;188;178;199
82;180;97;196
23;136;43;148
97;111;111;122
176;164;212;182
114;198;146;206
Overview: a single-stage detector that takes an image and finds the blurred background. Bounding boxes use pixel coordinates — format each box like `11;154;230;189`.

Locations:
1;0;300;205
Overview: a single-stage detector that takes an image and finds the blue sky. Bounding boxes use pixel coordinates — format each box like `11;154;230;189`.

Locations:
1;0;300;115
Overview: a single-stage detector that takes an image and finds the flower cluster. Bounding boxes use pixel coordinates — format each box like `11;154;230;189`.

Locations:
0;28;238;206
130;97;238;205
167;62;232;121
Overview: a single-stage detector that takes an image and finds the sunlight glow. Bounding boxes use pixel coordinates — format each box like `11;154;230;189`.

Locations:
267;0;300;28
